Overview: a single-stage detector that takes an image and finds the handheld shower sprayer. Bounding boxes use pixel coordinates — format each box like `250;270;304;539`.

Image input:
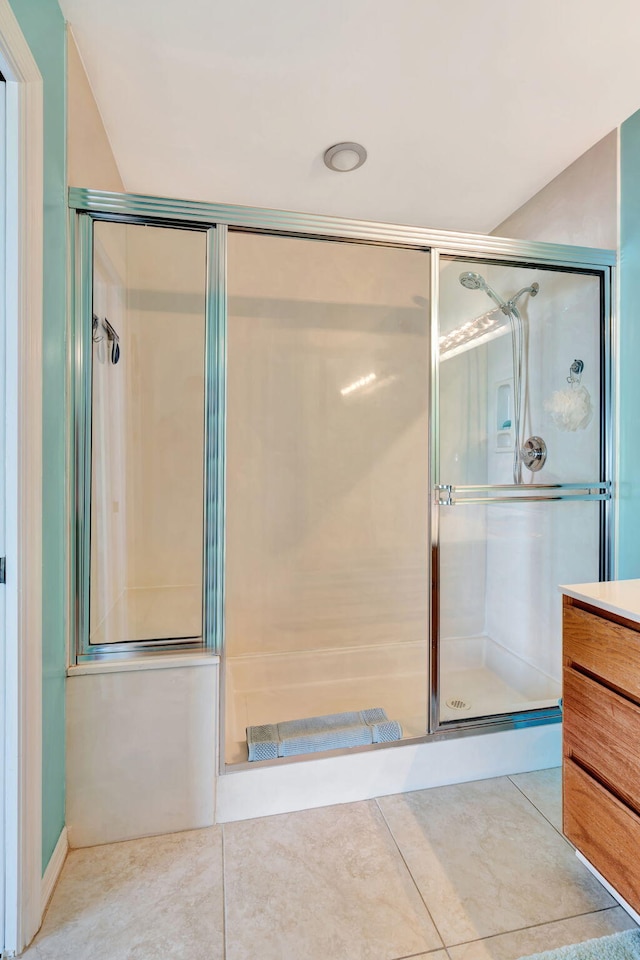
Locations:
457;271;544;482
458;272;485;291
458;272;509;314
458;272;539;313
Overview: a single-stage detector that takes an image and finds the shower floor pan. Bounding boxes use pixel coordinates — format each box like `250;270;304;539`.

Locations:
440;634;561;724
225;634;559;764
225;640;428;765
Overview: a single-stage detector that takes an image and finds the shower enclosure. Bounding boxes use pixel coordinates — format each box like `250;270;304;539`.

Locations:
70;190;613;768
435;255;609;728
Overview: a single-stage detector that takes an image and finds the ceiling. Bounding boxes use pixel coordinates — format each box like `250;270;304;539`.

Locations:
59;0;640;234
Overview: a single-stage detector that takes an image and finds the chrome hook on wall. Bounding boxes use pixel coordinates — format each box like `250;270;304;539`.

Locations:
92;314;120;364
567;359;584;384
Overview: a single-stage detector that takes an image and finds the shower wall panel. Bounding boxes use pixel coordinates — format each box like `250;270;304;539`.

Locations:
438;259;489;643
483;266;601;485
484;500;600;682
483;267;601;681
124;226;206;596
90;226;128;642
438;349;488;640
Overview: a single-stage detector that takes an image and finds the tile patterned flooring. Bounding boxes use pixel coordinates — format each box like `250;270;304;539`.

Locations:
23;768;637;960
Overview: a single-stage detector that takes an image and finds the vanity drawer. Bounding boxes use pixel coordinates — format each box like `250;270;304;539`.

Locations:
563;667;640;812
564;758;640;914
563;602;640;701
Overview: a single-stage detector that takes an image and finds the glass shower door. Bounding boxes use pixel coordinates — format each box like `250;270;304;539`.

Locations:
88;220;207;650
224;232;431;764
435;255;609;727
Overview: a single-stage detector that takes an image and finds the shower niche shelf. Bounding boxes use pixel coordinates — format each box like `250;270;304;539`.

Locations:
495;379;514;452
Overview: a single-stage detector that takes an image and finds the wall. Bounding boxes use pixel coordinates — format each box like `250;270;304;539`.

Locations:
619;110;640;578
8;0;67;874
67;27;123;191
493;131;618;249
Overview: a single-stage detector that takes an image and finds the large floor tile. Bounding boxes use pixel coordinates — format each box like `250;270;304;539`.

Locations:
24;828;224;960
447;906;637;960
377;776;614;946
223;800;443;960
509;768;562;832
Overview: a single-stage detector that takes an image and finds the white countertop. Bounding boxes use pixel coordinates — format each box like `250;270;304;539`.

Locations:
561;579;640;625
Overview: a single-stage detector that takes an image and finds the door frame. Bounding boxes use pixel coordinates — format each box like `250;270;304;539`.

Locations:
0;1;44;954
429;247;615;735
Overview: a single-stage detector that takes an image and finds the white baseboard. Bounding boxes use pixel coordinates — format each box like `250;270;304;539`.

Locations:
41;827;68;915
216;722;561;822
576;850;640;925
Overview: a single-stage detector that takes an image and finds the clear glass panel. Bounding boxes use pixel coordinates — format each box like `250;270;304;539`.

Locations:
225;232;430;764
439;499;599;722
437;257;603;723
438;258;601;487
89;221;207;646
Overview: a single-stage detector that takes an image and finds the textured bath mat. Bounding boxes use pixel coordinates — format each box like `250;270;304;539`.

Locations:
247;707;402;761
517;929;640;960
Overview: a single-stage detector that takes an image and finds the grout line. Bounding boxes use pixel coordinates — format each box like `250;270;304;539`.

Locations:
507;773;566;840
392;950;449;960
391;949;450;960
374;797;447;953
444;906;628;949
221;824;227;960
507;774;597;860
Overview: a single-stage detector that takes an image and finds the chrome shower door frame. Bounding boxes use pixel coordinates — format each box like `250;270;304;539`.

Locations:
69;206;226;662
69;188;615;760
429;247;615;735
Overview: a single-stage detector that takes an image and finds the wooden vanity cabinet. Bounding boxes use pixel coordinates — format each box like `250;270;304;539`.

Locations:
563;594;640;914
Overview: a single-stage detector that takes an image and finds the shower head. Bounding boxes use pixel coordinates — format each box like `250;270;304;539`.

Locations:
459;271;486;291
459;271;508;312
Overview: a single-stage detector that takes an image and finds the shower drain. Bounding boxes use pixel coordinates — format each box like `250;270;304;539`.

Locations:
446;697;471;711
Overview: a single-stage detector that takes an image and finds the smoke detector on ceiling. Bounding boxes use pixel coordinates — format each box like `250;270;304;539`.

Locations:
323;142;367;172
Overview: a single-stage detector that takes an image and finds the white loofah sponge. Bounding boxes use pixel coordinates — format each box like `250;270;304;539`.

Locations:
545;383;593;432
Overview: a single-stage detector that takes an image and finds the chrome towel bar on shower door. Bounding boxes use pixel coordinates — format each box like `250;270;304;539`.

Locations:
435;482;611;506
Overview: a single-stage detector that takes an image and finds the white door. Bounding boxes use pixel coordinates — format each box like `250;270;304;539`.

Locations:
0;10;45;949
0;73;7;951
